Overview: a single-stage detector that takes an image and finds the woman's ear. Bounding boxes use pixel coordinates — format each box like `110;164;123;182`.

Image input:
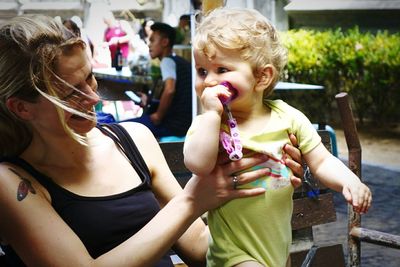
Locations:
255;65;275;92
6;97;34;120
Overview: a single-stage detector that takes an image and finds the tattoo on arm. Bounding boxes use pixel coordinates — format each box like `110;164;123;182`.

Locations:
9;168;36;201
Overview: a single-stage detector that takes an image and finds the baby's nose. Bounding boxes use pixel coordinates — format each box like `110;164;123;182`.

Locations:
203;75;219;87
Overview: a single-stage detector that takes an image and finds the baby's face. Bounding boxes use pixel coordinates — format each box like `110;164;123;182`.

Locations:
194;46;258;108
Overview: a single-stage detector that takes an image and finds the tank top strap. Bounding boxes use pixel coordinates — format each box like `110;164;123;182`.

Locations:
97;123;152;184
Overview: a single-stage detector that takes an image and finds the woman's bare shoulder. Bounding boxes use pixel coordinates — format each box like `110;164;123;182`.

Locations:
118;121;156;141
0;161;49;203
0;162;27;184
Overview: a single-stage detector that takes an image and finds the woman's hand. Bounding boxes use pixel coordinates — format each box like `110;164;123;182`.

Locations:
184;133;305;215
183;152;270;215
283;133;304;188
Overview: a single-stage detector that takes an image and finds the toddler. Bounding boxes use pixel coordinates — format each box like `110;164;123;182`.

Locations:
184;7;372;267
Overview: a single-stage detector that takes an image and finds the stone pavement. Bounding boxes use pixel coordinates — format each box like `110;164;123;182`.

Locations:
334;127;400;171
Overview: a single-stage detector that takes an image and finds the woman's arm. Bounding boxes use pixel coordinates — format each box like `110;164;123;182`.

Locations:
107;20;134;45
0;165;94;267
0;161;207;267
119;20;135;44
123;122;208;265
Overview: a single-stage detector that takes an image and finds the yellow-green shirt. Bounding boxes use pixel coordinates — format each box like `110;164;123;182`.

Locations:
206;100;321;267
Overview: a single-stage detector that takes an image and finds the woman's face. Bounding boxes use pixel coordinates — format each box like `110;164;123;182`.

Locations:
53;45;99;134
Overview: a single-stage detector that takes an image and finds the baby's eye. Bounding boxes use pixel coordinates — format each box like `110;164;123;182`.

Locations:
197;68;207;77
217;67;229;74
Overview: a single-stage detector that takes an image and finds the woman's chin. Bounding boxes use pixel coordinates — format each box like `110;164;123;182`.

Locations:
68;115;97;134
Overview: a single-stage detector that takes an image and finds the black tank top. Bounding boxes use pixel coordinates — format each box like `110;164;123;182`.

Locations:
1;123;174;267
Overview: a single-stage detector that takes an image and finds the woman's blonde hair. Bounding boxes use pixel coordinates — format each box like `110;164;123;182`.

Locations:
0;14;95;157
193;7;287;96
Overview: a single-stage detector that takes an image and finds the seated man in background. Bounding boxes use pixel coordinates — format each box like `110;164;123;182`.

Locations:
125;22;192;138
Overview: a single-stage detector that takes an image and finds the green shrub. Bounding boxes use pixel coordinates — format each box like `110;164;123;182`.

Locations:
276;28;400;126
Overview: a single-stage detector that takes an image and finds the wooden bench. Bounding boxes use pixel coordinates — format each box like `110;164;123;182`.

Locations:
160;130;345;267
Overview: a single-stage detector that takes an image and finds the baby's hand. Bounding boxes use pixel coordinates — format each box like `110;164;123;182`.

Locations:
200;85;232;114
342;181;372;214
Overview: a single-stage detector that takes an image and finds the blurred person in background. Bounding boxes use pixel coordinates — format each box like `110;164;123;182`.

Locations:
102;11;134;68
175;14;191;45
123;22;191;138
139;17;155;45
128;17;155;67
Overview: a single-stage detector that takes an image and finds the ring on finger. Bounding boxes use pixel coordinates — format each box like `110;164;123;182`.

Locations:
232;175;239;190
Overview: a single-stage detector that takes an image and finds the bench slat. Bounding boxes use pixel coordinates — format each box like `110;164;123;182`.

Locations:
291;244;345;267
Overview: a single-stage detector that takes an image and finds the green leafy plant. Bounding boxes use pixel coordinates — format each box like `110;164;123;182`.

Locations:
277;28;400;126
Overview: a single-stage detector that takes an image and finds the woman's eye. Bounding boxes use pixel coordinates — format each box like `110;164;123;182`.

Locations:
197;68;207;77
217;67;229;74
62;90;79;101
87;72;94;83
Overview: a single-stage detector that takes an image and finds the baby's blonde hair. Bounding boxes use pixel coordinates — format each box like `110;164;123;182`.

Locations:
194;8;287;96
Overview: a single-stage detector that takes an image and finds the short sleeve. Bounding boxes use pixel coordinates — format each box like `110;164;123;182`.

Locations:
160;57;176;81
289;107;321;154
268;100;321;155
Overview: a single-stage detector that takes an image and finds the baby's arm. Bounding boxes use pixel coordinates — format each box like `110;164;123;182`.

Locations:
304;143;372;214
184;85;232;175
184;112;222;175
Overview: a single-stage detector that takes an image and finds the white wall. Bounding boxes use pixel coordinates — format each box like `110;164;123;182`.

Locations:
162;0;191;26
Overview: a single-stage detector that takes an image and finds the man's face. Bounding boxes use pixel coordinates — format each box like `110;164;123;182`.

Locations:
148;31;165;59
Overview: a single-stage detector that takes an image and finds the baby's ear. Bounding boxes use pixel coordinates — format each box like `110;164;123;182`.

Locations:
255;65;275;92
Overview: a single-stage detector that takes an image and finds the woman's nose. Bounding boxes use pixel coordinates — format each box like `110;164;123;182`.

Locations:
82;86;100;106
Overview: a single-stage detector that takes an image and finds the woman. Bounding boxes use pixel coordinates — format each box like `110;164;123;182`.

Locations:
102;11;134;67
0;14;303;267
139;17;155;45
